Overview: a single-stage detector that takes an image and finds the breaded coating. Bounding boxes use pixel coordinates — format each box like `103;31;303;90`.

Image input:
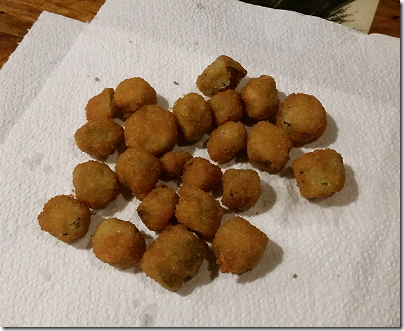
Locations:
240;75;280;120
196;55;247;97
172;93;212;143
38;195;91;243
291;148;346;198
115;148;162;200
114;77;157;118
247;121;293;173
208;89;244;126
73;160;120;210
92;218;146;268
175;185;224;241
159;150;193;178
137;185;179;232
206;121;247;164
85;88;118;120
74;118;124;156
182;157;222;192
124;105;177;156
276;93;327;146
221;169;261;211
140;224;208;291
212;216;268;274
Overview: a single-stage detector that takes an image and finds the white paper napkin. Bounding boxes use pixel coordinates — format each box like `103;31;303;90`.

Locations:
0;0;399;327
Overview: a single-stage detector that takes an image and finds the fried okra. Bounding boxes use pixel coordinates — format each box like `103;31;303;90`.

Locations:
74;118;124;156
92;218;146;268
221;168;261;211
240;75;280;120
206;121;247;164
140;224;208;291
85;88;118;120
212;216;268;274
276;93;327;146
181;157;222;192
124;105;177;156
172;93;212;143
137;185;179;232
115;148;162;200
208;89;244;126
38;195;91;243
247;121;293;173
291;148;346;198
175;185;224;241
114;77;157;118
196;55;247;97
159;150;193;178
73;160;120;210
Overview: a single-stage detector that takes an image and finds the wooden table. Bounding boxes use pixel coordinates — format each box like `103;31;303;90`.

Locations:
0;0;400;69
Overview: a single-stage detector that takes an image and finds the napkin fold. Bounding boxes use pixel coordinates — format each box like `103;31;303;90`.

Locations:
0;0;399;327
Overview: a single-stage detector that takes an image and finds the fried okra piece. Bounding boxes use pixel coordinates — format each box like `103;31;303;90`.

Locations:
206;121;247;164
114;77;157;118
182;157;222;192
212;216;268;274
124;105;177;156
85;88;118;120
208;89;244;126
92;218;146;268
172;93;212;143
196;55;247;97
276;93;327;146
247;121;293;173
38;195;91;243
74;118;124;156
137;185;179;232
115;148;162;200
221;169;261;211
159;150;193;178
175;185;224;241
240;75;280;120
291;148;346;198
140;224;208;291
73;160;120;210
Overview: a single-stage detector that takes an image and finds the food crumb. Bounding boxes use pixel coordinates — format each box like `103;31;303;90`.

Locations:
95;77;100;82
293;274;298;279
173;81;179;85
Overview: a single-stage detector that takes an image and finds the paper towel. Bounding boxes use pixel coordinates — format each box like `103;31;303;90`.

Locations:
0;12;85;145
0;0;400;327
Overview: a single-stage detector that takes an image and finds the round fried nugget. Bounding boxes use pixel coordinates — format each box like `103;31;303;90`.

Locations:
181;157;222;192
212;216;268;274
291;148;346;198
221;168;261;211
247;121;293;173
240;75;280;120
206;121;247;164
140;224;208;291
172;93;212;143
276;93;327;146
86;88;118;120
124;105;177;156
92;218;146;268
114;77;157;118
196;55;247;97
115;148;162;200
175;185;224;241
137;185;179;232
208;89;244;126
159;150;193;178
73;160;120;210
74;118;124;156
38;195;91;243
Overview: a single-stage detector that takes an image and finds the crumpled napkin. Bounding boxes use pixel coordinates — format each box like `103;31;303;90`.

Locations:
0;0;399;327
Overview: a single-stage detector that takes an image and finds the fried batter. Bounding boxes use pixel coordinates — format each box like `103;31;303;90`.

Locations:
208;89;244;126
86;88;118;120
181;157;222;192
159;150;193;178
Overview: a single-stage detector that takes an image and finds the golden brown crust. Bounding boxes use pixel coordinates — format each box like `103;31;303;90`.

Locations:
159;150;193;178
291;148;346;198
181;157;222;192
207;89;244;126
38;195;91;243
86;88;118;120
